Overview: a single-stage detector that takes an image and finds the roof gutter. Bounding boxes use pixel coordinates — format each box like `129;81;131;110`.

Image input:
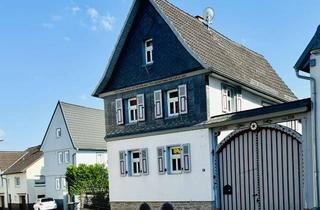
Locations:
295;62;318;206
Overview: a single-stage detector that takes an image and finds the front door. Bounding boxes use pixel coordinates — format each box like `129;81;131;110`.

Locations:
217;124;303;210
20;196;26;210
0;196;4;210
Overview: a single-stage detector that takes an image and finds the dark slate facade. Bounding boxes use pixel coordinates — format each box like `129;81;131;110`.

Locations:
104;74;207;138
102;1;202;92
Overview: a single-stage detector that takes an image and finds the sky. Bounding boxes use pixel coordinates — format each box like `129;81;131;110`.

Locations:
0;0;319;151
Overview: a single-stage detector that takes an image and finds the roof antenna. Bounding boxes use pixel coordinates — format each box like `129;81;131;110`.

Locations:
203;7;215;29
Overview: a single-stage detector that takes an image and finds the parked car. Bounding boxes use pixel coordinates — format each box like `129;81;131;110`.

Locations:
33;198;57;210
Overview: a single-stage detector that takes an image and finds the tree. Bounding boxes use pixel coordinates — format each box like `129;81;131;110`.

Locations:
66;164;109;209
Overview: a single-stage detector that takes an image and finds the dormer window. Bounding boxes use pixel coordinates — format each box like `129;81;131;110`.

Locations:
145;39;153;65
128;98;138;123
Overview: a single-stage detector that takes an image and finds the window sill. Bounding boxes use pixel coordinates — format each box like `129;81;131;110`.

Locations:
167;114;180;119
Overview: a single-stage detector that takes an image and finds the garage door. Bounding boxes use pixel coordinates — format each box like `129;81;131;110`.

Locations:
217;124;303;210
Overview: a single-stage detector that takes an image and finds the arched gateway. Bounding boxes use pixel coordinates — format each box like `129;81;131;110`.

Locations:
217;124;303;210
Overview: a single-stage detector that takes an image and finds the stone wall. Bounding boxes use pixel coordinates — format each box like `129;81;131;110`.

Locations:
110;201;215;210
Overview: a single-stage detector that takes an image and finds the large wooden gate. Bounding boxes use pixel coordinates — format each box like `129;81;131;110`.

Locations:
217;124;303;210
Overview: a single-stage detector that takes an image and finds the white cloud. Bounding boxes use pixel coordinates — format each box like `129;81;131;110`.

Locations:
42;22;54;29
101;15;115;31
0;129;5;140
86;7;115;32
51;15;62;22
64;36;71;41
71;6;80;14
87;8;99;22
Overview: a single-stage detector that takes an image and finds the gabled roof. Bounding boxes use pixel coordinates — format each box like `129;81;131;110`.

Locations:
59;102;107;151
0;152;23;172
295;25;320;72
93;0;296;102
3;146;42;175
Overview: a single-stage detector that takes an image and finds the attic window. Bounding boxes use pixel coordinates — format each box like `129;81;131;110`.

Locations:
145;39;153;65
56;128;62;138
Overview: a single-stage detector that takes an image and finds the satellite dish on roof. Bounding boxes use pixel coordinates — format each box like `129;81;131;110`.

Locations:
203;7;215;26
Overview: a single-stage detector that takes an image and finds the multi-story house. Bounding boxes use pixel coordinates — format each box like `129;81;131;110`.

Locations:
40;101;107;210
1;146;44;210
0;152;23;210
93;0;298;209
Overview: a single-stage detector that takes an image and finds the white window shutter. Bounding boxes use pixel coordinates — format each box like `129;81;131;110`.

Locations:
236;93;242;112
157;147;165;175
137;94;145;121
178;84;188;114
154;90;163;119
115;98;124;125
222;88;228;113
140;148;149;175
119;151;126;177
182;144;191;173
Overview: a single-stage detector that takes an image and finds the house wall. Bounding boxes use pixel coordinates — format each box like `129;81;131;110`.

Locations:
207;76;267;118
103;1;202;92
25;157;46;204
104;74;208;138
6;173;27;208
107;129;213;203
75;151;108;166
41;105;109;210
2;158;45;210
41;105;76;210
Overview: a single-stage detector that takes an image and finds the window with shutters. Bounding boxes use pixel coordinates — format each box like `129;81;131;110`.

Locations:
131;151;141;176
145;39;153;65
167;89;179;117
128;98;138;123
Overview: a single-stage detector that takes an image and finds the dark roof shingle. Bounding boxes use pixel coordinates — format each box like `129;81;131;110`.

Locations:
60;102;107;150
0;152;23;171
154;0;296;101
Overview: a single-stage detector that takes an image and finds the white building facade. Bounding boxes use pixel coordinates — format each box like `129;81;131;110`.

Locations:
41;101;107;210
93;0;302;209
1;146;45;210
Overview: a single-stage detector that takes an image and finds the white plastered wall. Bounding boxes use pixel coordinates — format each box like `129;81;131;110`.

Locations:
107;129;213;202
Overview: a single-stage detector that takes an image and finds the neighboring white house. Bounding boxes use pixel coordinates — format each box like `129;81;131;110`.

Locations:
1;146;45;210
40;101;107;210
0;151;23;210
92;0;304;209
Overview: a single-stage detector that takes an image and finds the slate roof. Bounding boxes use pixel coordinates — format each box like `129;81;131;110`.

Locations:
3;146;42;175
0;152;23;172
295;25;320;73
59;102;107;150
93;0;296;102
153;0;296;102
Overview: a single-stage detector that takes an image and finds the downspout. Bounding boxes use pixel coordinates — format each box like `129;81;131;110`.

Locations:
295;67;318;206
211;129;220;210
1;175;9;210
